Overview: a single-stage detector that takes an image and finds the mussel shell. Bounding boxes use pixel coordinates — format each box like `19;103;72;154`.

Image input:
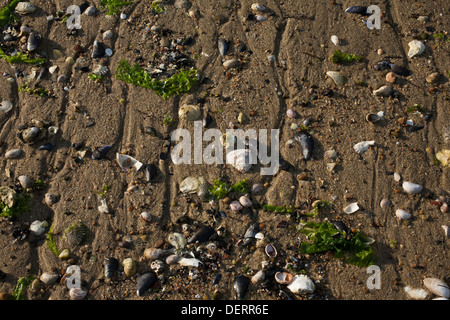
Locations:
345;6;368;15
188;226;215;244
233;275;250;300
37;143;54;151
294;131;314;160
145;164;157;182
332;220;348;234
91;40;105;59
389;64;411;76
104;257;119;279
202;113;213;128
373;60;390;71
244;222;260;239
218;38;229;56
136;272;157;296
27;32;40;51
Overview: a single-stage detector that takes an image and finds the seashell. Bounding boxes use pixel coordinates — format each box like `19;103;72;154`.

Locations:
251;270;265;284
188;8;199;19
233;275;250;300
120;13;127;19
64;222;89;247
226;149;254;173
84;5;96;16
423;278;450;298
244;223;260;240
116;153;143;172
136;272;157;296
287;274;315;294
435;149;450;167
389;64;410;76
105;48;113;57
15;2;37;14
255;14;266;21
380;198;391;209
178;257;203;267
394;172;401;182
402;181;423;194
202;113;213;128
426;72;440;84
104;257;119;279
407;40;425;58
373;85;393;96
230;200;243;212
326;71;345;87
180;176;200;194
69;288;87;300
27;32;39;51
150;260;164;273
404;286;428;300
326;162;337;172
103;30;113;40
0;186;17;208
18;175;32;189
441;203;449;214
58;249;70;259
366;111;384;123
353;140;375;155
223;59;240;69
345;6;367;14
251;3;266;11
286;109;297;119
178;104;201;121
145;164;157;182
5;149;23;159
442;225;449;237
294;131;314;160
251;183;264;194
123;258;136;277
22;127;40;143
265;244;277;258
44;193;58;206
37;143;54;151
30;220;47;236
188;226;215;244
218;38;229;56
144;248;166;260
275;272;293;285
386;72;396;83
395;209;411;220
140;211;152;222
168;232;186;249
332;220;349;234
330;35;340;46
48;65;58;74
0;101;13;113
48;126;59;135
91;40;105;59
92;65;109;77
239;196;252;208
166;254;180;265
40;272;59;285
343;202;359;214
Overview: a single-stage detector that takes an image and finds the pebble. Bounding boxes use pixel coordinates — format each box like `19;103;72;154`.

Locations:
426;72;440;84
386;72;396;83
223;59;240;69
5;149;23;159
103;30;114;40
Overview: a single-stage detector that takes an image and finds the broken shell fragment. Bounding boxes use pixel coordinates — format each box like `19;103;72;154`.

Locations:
294;131;314;160
405;286;428;300
218;38;229;56
178;104;201;121
264;244;277;258
423;278;450;299
274;272;293;285
343;202;359;214
27;32;40;51
373;85;393;96
402;181;423;194
18;175;32;189
287;274;315;294
353;141;375;155
330;35;340;46
178;257;203;267
168;232;186;249
407;40;425;58
179;176;200;194
366;111;384;123
116;153;143;172
442;225;449;237
251;270;265;284
226;149;254;173
326;71;345;87
395;209;411;220
435;149;450;167
426;72;440;84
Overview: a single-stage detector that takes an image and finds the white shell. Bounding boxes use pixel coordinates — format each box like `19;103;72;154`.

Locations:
230;200;243;211
5;149;23;159
48;65;58;74
380;198;391;209
30;220;47;236
69;288;87;300
179;176;200;194
93;65;109;76
423;278;450;298
120;13;127;20
287;275;315;294
140;211;152;222
402;181;423;194
144;248;166;260
167;232;186;249
442;225;449;237
404;286;428;300
326;71;345;87
286;109;297;119
177;257;203;267
407;40;425;58
48;126;59;135
226;149;254;173
251;270;265;284
15;2;37;14
178;104;201;121
343;202;359;214
373;85;393;96
40;272;59;285
395;209;411;220
116;153;143;172
239;196;252;208
255;14;266;21
97;199;109;213
251;3;266;11
394;172;401;182
331;35;340;46
435;149;450;167
353;141;375;155
0;101;13;113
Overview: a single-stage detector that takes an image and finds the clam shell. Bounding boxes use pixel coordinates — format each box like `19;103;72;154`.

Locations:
264;244;277;258
286;109;297;119
408;40;425;58
84;5;96;16
365;111;384;123
103;30;114;40
116;153;143;172
244;223;260;239
287;274;315;294
274;272;293;285
353;141;375;155
423;278;450;298
0;101;13;113
178;104;201;121
330;35;340;46
27;32;40;51
226;149;254;173
18;175;32;189
343;202;359;214
402;181;423;194
230;200;243;211
69;288;87;300
144;248;166;260
136;272;157;296
326;71;345;87
373;85;393;96
294;131;314;160
395;209;411;220
140;211;152;222
123;258;136;277
15;2;37;14
255;14;266;21
188;226;215;244
233;275;250;300
380;198;391;209
5;149;23;159
239;195;252;208
251;270;265;284
251;3;266;11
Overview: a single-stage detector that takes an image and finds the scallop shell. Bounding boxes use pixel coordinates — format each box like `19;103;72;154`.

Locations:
64;222;89;247
15;2;37;14
239;195;252;208
343;202;359;214
123;258;136;277
168;232;186;248
69;288;87;300
402;181;423;194
226;149;254;173
178;104;201;121
233;275;250;300
407;40;425;58
326;71;345;87
395;209;411;220
230;200;243;211
0;101;13;113
5;149;23;159
251;270;265;284
274;272;293;285
373;85;393;96
287;274;315;294
116;153;143;172
423;278;450;298
405;286;428;300
136;272;157;296
251;3;266;11
330;35;340;46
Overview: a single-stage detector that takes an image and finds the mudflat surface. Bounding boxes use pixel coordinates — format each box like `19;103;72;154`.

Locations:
0;0;449;300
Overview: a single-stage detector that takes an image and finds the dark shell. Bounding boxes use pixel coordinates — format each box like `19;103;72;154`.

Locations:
372;60;390;71
233;275;250;300
188;226;215;244
27;32;40;51
237;43;247;53
104;257;119;279
345;6;368;15
202;113;213;128
37;143;54;151
406;125;424;132
389;64;411;77
136;272;157;296
218;38;229;56
244;222;259;239
145;164;157;182
332;221;349;234
213;273;222;286
92;145;112;159
91;40;105;59
294;131;314;160
79;1;90;13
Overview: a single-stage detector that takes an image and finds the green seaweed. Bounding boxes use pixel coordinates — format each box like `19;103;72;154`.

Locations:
12;275;36;300
0;48;46;65
407;104;424;113
230;179;250;194
262;204;295;214
163;112;175;127
115;60;198;99
0;0;21;27
0;192;31;218
299;221;374;267
88;73;103;82
18;83;49;97
99;0;133;15
151;0;166;14
329;50;364;64
45;222;60;257
208;179;250;200
305;200;330;217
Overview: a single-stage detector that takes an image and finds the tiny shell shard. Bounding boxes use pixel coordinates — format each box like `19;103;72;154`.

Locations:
326;71;345;87
116;153;143;172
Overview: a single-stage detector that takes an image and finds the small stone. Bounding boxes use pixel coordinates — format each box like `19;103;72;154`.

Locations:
44;193;58;206
103;30;114;40
5;149;23;159
286;109;297;119
58;249;70;259
426;72;440;84
84;6;96;16
377;48;384;55
18;175;32;189
223;59;240;69
386;72;396;83
237;112;248;124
